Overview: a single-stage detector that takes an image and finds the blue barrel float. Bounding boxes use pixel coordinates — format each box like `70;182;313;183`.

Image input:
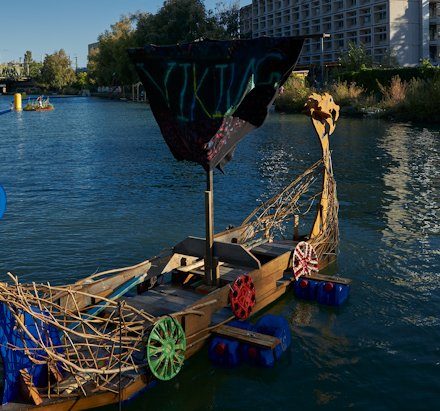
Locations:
208;320;253;367
209;315;291;368
294;276;350;306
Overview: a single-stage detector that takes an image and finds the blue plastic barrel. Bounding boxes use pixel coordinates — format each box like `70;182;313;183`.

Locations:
208;337;241;367
293;278;320;301
316;282;350;306
240;315;291;367
208;320;253;367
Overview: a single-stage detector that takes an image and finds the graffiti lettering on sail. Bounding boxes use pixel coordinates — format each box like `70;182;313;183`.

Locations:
137;52;283;122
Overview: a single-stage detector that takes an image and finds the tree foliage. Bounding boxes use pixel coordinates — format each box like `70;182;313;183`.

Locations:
29;61;43;79
23;50;32;76
136;0;216;44
339;41;373;71
212;1;241;39
88;16;138;87
89;0;240;86
39;50;76;91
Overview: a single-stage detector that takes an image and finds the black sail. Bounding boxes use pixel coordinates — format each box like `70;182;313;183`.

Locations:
128;37;304;170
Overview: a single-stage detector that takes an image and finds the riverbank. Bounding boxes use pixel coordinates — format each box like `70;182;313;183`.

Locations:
276;74;440;124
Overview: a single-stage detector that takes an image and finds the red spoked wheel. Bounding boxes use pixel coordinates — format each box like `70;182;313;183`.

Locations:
229;274;256;320
292;241;318;280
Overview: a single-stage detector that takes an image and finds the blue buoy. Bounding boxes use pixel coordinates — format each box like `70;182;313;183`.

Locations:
0;185;6;219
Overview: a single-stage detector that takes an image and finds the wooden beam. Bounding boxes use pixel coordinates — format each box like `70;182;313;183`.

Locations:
212;325;280;349
19;369;43;406
303;273;351;285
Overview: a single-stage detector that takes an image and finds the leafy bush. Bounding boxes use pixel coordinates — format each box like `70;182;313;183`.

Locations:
400;75;440;122
377;75;408;109
329;81;364;106
337;67;440;92
274;75;312;113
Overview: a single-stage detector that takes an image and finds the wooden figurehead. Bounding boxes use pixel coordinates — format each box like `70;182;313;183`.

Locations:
304;93;340;239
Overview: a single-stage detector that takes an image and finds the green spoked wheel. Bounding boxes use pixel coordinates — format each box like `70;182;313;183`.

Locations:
146;317;186;381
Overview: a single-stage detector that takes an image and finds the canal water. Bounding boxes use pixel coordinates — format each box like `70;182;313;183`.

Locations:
0;96;438;410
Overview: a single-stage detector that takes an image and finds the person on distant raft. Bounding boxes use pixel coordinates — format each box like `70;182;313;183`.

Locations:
36;95;43;108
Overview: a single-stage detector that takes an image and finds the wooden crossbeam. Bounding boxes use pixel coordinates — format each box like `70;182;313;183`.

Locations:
212;325;280;349
304;273;351;285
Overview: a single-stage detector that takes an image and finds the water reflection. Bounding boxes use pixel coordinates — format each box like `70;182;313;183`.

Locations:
0;98;439;409
378;123;440;301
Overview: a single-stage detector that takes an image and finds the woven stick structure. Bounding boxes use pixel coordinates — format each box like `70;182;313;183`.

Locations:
239;158;338;261
0;274;156;397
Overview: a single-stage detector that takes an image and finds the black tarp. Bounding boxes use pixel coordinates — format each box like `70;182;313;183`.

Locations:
128;37;304;170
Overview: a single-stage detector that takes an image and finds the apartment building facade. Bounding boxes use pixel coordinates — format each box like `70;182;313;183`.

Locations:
240;0;440;67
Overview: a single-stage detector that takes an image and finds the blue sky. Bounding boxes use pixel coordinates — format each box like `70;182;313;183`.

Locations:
0;0;243;67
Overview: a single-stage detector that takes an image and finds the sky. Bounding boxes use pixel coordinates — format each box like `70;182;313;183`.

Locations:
0;0;243;67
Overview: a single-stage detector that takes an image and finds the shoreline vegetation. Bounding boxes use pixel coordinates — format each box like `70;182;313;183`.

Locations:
275;67;440;124
8;0;439;124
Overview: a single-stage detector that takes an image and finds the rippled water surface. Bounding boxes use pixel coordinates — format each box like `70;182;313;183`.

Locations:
0;96;439;410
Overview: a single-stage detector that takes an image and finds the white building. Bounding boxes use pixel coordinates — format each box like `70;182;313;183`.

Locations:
240;0;440;67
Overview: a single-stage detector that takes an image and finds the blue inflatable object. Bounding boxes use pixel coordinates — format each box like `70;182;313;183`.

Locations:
316;282;350;306
0;303;63;404
293;278;320;301
0;185;6;219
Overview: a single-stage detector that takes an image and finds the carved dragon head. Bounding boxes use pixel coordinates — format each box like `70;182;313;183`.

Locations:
304;93;340;139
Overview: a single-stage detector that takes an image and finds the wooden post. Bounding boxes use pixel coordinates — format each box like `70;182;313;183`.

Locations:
205;170;216;285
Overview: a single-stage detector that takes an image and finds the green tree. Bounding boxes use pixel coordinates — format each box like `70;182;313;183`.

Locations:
211;1;240;39
380;49;399;68
75;72;89;89
89;1;241;87
136;0;217;45
29;61;43;79
24;50;32;77
88;16;138;87
39;50;76;91
339;41;372;71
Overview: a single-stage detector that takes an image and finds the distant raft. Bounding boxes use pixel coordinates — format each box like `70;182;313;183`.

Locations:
23;97;54;112
23;104;54;112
